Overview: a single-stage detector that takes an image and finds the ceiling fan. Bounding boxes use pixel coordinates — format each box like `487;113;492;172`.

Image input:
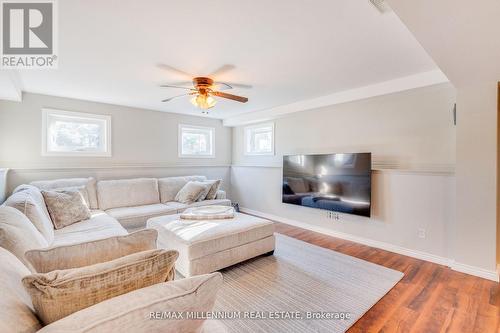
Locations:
158;64;250;113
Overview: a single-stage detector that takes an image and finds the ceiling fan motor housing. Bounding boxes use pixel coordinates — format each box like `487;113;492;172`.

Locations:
193;77;214;89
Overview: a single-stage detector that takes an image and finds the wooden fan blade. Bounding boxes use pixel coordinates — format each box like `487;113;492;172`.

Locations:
160;84;196;90
208;64;235;77
156;64;193;78
161;93;191;102
212;91;248;103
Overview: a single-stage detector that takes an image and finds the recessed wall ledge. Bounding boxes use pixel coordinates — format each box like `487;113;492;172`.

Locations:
223;70;450;127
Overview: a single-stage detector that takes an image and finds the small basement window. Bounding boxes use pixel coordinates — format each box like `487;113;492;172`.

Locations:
178;124;215;158
244;122;275;155
42;109;111;156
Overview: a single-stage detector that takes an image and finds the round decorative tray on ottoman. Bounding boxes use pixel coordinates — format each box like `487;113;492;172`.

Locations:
180;205;235;220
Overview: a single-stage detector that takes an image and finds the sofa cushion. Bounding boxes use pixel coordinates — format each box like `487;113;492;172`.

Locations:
0;206;48;272
175;181;210;204
36;273;222;333
31;177;98;209
52;210;127;247
23;249;179;325
42;189;91;229
4;185;55;244
186;199;232;209
97;178;160;210
158;175;207;203
26;229;158;273
215;189;227;200
0;247;42;333
106;203;185;230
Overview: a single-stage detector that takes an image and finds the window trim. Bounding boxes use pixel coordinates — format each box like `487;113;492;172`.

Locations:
41;108;112;157
244;122;275;156
178;124;215;158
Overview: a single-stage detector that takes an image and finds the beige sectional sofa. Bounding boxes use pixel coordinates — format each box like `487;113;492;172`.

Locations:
1;175;230;264
0;175;231;332
26;175;230;232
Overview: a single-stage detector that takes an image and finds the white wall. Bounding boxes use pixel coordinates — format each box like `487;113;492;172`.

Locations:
231;83;457;263
386;0;500;274
233;84;456;169
0;93;232;194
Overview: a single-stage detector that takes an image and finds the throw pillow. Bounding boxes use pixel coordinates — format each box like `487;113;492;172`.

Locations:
42;189;91;229
196;180;216;201
175;181;210;204
31;272;223;333
22;248;179;325
205;179;222;200
0;206;49;271
25;229;158;273
30;177;98;209
47;186;90;208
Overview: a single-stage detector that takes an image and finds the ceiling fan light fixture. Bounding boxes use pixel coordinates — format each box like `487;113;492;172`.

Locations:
191;94;216;109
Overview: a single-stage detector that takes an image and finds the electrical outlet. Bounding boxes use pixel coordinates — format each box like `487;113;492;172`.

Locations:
327;211;340;221
418;228;426;239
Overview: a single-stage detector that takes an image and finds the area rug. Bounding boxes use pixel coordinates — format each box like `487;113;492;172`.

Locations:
212;233;404;333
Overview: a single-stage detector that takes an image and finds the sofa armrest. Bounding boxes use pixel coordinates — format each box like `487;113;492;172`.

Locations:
215;190;226;200
38;272;223;333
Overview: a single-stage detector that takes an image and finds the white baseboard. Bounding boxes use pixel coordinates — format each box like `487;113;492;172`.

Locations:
240;207;500;282
450;261;500;282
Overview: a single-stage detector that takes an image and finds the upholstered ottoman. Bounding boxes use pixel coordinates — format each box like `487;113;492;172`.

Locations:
147;212;275;277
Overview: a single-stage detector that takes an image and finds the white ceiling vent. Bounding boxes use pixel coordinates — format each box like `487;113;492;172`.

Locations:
369;0;392;14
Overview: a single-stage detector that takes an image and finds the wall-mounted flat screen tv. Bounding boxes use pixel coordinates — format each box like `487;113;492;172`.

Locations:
282;153;371;217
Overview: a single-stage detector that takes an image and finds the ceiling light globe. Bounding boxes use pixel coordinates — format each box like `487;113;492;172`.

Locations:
191;94;216;110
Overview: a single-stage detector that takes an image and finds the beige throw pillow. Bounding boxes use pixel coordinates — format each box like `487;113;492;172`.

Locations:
205;179;222;200
195;180;221;201
47;186;90;207
175;181;210;204
0;206;48;271
33;273;223;333
31;177;99;209
196;180;215;201
23;249;179;325
42;189;91;229
26;229;158;273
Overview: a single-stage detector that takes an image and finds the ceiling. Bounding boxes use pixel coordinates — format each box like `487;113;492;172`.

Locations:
2;0;441;119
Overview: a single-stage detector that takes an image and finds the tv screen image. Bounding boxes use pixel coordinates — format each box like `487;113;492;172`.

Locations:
282;153;372;217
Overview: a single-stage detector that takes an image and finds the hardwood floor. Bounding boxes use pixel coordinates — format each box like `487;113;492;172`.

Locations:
273;222;500;333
